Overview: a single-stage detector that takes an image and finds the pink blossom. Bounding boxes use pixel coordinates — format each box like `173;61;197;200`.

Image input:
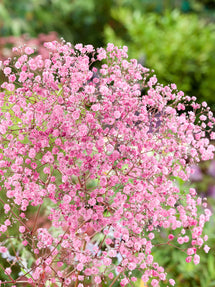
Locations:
72;110;80;120
103;258;112;266
95;276;101;284
0;225;7;233
169;279;175;286
106;144;114;153
177;237;184;244
167;234;174;241
187;248;194;255
3;67;11;76
0;41;213;286
29;148;36;159
151;279;159;286
19;226;25;233
204;245;210;253
22;240;28;246
5;267;12;275
4;219;11;226
91;104;101;111
77;263;84;271
128;262;136;271
204;235;208;241
114;111;121;119
4;204;10;214
120;278;129;286
24;47;34;55
43;167;50;174
193;254;200;265
148;233;154;240
6;83;15;91
0;246;7;253
105;238;112;245
97;48;106;60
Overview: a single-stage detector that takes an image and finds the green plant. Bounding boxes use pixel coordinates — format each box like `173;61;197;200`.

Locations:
0;0;116;47
105;9;215;111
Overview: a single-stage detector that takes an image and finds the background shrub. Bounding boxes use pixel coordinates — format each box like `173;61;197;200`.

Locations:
105;8;215;112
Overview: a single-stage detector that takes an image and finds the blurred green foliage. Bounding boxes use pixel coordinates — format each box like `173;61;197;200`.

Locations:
104;8;215;111
0;0;120;47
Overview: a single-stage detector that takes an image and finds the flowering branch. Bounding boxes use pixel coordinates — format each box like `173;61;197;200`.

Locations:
0;41;214;287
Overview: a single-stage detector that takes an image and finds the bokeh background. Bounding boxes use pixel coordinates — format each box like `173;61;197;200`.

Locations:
0;0;215;286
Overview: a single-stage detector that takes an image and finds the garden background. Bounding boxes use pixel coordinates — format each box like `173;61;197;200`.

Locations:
0;0;215;286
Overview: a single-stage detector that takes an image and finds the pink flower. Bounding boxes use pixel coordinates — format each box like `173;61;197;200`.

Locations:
95;276;101;284
105;238;112;245
148;233;154;240
120;278;129;286
187;248;194;255
106;144;114;153
169;279;175;286
19;226;25;233
4;204;10;214
204;245;210;253
29;148;36;159
151;279;159;286
107;43;115;52
3;67;11;76
128;262;136;271
168;234;174;241
0;40;213;287
22;240;28;246
0;246;7;253
97;48;106;60
88;198;96;206
5;267;12;275
77;263;84;271
4;219;11;226
193;254;200;265
114;111;121;119
103;258;112;266
91;104;101;111
0;225;7;233
9;74;16;82
72;110;80;120
177;237;184;244
24;47;34;55
6;83;15;91
136;182;144;191
100;176;107;187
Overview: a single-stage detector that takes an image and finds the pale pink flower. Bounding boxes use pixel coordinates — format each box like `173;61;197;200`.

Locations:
24;47;34;55
19;226;25;233
204;245;210;253
169;279;175;286
5;267;12;275
29;148;36;159
193;254;200;265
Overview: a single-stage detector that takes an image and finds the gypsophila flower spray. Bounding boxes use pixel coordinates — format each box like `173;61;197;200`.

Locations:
0;41;214;286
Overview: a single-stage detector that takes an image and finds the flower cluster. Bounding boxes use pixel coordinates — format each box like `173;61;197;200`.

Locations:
0;41;214;286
